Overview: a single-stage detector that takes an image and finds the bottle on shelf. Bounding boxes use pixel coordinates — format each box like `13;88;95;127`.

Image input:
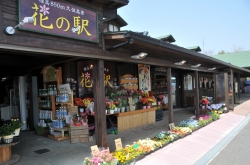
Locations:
53;85;57;95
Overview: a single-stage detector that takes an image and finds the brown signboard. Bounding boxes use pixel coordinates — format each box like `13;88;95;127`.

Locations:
78;61;113;97
19;0;98;43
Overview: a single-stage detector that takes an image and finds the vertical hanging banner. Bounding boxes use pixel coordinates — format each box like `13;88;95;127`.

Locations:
138;64;151;92
78;61;113;97
19;0;98;43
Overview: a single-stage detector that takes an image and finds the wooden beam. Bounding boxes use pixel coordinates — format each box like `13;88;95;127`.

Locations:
167;68;173;124
93;60;107;147
104;34;125;40
194;71;199;117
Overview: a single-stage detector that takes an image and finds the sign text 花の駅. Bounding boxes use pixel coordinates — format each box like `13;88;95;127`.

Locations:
19;0;98;42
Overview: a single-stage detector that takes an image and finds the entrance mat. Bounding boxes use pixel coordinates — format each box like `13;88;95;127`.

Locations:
33;148;51;155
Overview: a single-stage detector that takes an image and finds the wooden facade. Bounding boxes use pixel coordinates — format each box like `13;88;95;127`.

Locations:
1;0;250;148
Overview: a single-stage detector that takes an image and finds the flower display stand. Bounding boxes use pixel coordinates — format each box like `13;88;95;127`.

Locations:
48;127;70;142
69;125;89;143
0;142;20;163
198;108;207;115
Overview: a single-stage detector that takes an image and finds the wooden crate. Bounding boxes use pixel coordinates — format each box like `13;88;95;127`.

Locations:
69;125;89;143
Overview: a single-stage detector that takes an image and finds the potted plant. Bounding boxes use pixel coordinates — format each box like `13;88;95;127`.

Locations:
11;118;24;136
109;102;116;114
71;113;81;126
0;124;15;143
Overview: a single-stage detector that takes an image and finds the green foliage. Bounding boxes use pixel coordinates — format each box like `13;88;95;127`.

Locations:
0;124;15;137
11;119;24;130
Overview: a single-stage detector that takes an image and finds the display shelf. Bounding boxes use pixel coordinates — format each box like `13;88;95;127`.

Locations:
48;127;70;142
38;95;56;119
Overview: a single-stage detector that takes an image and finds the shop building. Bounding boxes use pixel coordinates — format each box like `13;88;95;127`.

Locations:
0;0;250;150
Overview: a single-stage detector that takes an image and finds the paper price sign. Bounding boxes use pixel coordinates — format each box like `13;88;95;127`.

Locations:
169;123;175;130
115;138;123;150
90;145;99;156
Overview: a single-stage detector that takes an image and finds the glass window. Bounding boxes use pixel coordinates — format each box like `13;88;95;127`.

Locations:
114;25;118;31
109;24;114;31
184;75;193;90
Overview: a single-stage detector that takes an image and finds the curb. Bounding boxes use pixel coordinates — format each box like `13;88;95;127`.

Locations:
194;113;250;165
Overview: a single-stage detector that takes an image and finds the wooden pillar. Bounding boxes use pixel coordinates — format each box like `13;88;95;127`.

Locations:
230;69;234;110
93;60;107;147
167;68;173;124
213;74;216;103
194;71;199;117
224;72;229;111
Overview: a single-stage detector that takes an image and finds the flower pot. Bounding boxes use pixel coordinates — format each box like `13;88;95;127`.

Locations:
143;106;146;109
3;135;14;144
74;122;81;126
14;128;21;136
117;107;121;113
121;107;126;113
106;109;108;114
147;105;151;109
114;107;118;113
202;105;205;109
126;106;130;112
110;109;115;114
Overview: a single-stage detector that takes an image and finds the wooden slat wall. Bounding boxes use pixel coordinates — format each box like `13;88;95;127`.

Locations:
1;0;104;54
117;111;156;132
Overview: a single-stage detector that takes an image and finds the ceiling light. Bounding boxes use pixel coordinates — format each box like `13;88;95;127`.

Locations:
174;60;186;65
191;64;201;68
5;17;34;35
131;52;147;59
208;67;216;70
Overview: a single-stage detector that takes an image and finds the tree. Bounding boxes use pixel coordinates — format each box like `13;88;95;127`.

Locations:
218;50;227;54
203;50;214;56
232;46;244;53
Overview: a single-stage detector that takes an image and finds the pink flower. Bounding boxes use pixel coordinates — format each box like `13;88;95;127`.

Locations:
85;72;91;79
40;4;50;15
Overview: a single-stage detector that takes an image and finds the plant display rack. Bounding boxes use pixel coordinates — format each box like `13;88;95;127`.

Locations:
69;125;89;143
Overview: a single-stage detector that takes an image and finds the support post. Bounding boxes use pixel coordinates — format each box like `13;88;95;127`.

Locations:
224;72;229;112
93;60;107;147
194;71;199;117
230;69;234;110
167;68;173;124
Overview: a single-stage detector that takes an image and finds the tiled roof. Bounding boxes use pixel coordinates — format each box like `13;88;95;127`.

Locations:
212;51;250;68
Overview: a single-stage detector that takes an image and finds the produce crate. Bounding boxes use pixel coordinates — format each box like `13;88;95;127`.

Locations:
69;125;89;143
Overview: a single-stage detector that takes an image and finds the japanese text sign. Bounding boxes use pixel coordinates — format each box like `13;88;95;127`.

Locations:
115;138;123;151
90;145;99;156
19;0;98;42
169;123;175;130
78;61;113;96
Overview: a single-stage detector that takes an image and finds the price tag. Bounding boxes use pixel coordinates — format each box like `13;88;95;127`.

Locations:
90;145;99;156
115;138;123;151
126;153;130;160
128;97;133;105
169;123;175;130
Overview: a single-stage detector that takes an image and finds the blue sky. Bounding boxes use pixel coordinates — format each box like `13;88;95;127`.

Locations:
118;0;250;55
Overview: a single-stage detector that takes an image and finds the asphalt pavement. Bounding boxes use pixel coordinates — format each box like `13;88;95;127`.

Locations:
208;120;250;165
